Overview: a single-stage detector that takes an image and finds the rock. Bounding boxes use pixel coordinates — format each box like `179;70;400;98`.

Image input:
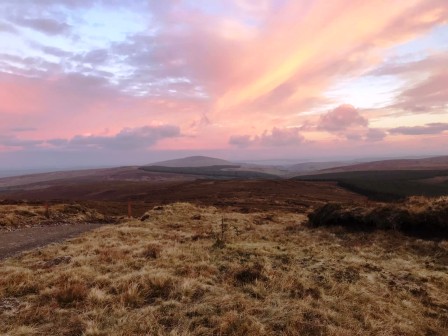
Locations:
140;214;150;221
44;255;72;268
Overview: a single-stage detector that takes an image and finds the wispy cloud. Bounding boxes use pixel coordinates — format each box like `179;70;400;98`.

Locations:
229;127;305;147
13;18;71;35
0;21;17;34
67;125;181;150
0;135;43;148
394;72;448;112
389;123;448;135
0;125;181;151
10;127;37;132
0;0;447;164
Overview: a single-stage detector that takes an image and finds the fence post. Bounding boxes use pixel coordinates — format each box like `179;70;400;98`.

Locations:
128;200;132;219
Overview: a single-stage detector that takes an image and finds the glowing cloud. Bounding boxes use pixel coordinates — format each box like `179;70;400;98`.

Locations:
0;0;447;166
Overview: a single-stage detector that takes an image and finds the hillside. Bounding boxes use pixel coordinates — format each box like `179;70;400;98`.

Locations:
140;165;280;180
0;167;195;190
318;156;448;173
295;170;448;201
149;156;233;167
286;161;358;175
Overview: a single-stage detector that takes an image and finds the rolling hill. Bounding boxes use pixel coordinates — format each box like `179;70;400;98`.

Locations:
0;166;195;190
148;156;233;167
317;156;448;173
295;169;448;200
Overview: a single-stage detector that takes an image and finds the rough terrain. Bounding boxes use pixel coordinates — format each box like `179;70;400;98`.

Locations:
0;202;446;335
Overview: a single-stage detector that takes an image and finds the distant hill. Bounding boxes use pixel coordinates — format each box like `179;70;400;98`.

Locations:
148;156;233;167
140;165;280;180
317;156;448;173
295;169;448;201
0;166;195;190
287;161;359;174
293;156;448;200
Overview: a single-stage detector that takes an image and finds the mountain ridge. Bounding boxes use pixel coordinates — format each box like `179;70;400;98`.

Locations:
147;156;233;167
317;155;448;173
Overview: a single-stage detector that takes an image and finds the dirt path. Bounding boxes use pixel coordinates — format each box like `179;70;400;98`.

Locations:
0;223;107;260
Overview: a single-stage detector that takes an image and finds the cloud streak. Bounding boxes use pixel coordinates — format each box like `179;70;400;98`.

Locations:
0;0;447;165
68;125;181;150
0;125;181;151
214;0;448;114
13;18;71;35
389;123;448;135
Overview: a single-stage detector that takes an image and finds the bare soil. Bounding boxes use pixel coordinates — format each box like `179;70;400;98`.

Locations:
0;223;107;260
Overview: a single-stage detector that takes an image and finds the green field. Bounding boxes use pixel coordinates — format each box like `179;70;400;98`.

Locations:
294;170;448;200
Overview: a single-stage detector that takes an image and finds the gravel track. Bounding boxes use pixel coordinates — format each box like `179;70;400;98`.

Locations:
0;223;107;260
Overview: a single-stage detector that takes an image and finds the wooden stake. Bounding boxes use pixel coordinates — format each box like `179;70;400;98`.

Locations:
44;202;50;218
128;200;132;219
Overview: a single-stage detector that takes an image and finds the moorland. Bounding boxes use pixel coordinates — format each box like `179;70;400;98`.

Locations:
0;155;447;335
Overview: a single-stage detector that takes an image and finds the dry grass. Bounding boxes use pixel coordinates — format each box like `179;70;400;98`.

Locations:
0;203;107;230
0;202;447;335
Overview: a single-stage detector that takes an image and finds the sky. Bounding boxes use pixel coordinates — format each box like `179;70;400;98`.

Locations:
0;0;447;169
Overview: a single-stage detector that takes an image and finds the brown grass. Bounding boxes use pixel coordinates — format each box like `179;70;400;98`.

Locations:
0;203;108;230
0;202;447;335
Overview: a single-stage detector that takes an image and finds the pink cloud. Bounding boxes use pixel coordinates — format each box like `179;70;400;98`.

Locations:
229;135;252;148
315;104;387;142
260;127;305;147
212;0;448;116
372;53;448;76
319;104;368;132
0;71;209;143
60;125;181;150
389;123;448;135
373;53;448;114
0;125;181;152
395;71;448;112
229;127;305;147
365;128;387;142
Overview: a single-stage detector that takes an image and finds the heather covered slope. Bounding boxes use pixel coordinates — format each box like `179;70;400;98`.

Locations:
308;196;448;238
1;203;447;335
317;156;448;173
295;170;448;200
0;166;194;190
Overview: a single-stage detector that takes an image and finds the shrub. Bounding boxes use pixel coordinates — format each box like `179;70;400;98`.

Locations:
308;197;448;238
141;243;162;259
55;282;88;307
234;263;267;285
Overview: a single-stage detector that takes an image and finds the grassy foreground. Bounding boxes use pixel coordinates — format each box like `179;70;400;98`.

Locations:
0;203;447;335
0;203;107;230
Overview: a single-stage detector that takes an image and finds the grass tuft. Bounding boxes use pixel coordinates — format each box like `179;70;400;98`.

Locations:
54;282;88;307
